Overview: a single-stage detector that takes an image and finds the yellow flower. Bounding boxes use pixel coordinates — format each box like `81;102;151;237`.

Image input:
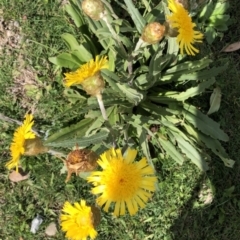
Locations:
64;55;108;87
167;0;203;55
87;148;157;216
61;200;98;240
6;114;35;171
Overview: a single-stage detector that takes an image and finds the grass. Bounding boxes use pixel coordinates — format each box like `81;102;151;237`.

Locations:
1;0;240;239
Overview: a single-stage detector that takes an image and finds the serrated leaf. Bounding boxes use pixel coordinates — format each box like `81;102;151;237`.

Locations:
116;83;144;104
137;127;156;170
123;0;146;33
158;137;184;164
45;131;109;148
198;133;235;168
207;86;221;115
169;78;216;101
183;104;229;142
45;118;94;143
161;64;228;82
165;58;212;74
173;134;208;171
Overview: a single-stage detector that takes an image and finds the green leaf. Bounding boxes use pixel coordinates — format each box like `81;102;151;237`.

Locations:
164;78;216;101
183;104;229;142
48;53;81;69
63;89;86;104
205;26;217;45
198;133;235;168
207;86;221;115
45;131;109;148
71;45;93;63
61;33;80;51
157;136;184;164
198;1;214;22
123;0;146;33
161;64;228;82
45;118;94;143
64;2;85;28
172;133;208;171
164;58;212;75
116;83;144;104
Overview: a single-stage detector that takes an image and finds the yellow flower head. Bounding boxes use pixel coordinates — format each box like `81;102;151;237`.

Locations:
6;114;35;171
87;148;157;216
167;0;203;55
61;199;98;240
64;55;108;87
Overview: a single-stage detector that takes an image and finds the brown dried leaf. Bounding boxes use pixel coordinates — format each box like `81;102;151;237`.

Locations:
221;41;240;52
45;222;57;236
9;170;29;182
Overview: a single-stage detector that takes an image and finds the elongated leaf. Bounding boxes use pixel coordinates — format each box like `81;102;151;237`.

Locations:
173;133;208;170
123;0;146;33
158;136;184;164
166;78;216;101
183;104;229;141
198;133;235;168
45;131;109;148
86;106;115;135
116;83;144;104
137;127;156;170
64;2;85;28
207;86;221;115
61;33;80;51
45;118;94;143
48;53;81;69
161;64;228;82
164;58;212;74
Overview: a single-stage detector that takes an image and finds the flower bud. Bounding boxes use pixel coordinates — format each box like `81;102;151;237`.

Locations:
82;0;105;21
141;22;165;44
24;136;49;156
64;145;98;182
81;73;105;96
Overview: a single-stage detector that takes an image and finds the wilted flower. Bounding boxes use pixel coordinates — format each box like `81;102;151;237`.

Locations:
141;22;166;44
88;148;157;216
63;145;98;182
82;0;105;21
167;0;203;55
61;199;100;240
6;114;36;172
64;55;108;96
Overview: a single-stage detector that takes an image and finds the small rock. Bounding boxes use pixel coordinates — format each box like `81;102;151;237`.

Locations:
9;170;29;182
45;222;57;236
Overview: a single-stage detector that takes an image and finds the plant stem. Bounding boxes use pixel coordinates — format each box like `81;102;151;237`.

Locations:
101;13;127;56
96;93;108;121
96;93;116;148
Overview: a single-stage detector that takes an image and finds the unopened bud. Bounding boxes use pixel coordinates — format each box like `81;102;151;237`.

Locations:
141;22;165;44
82;0;105;21
81;73;105;96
